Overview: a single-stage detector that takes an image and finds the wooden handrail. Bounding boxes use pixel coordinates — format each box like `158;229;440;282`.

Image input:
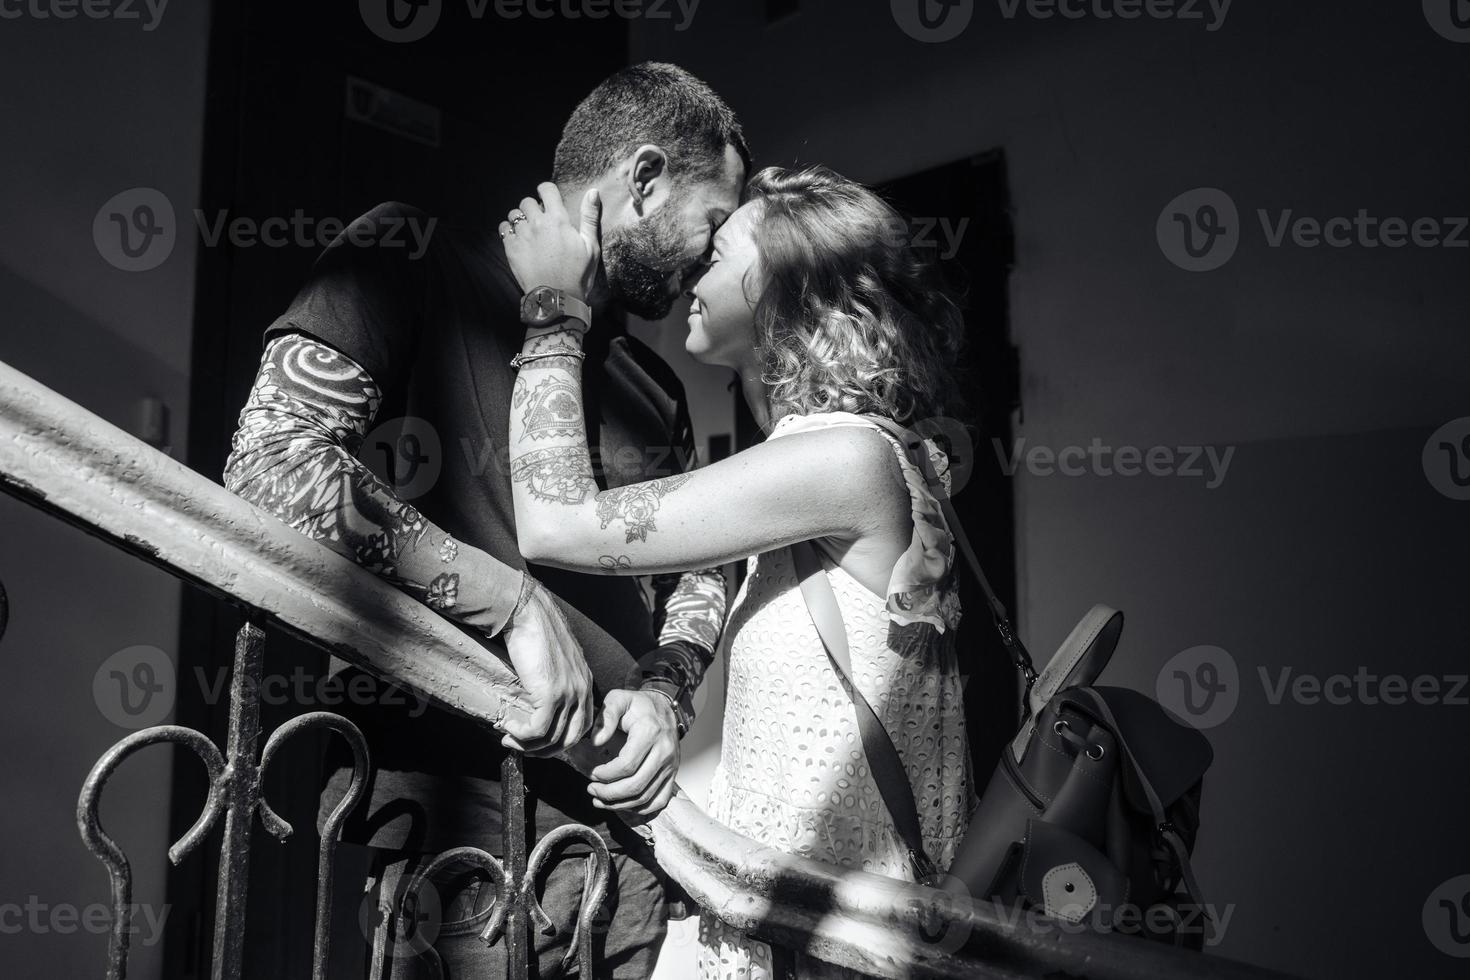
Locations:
0;358;1294;980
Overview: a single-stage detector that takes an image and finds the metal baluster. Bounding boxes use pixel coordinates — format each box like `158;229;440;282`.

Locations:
208;621;267;980
258;712;370;980
502;752;531;979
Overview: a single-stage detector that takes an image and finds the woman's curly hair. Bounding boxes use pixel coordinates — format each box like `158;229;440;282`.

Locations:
745;165;968;426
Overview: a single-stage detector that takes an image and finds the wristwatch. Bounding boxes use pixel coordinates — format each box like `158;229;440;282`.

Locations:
520;285;591;329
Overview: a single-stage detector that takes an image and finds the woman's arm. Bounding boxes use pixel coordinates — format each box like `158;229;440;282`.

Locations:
510;337;900;573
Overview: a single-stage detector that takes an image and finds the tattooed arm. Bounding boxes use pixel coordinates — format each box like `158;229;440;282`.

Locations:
639;569;725;735
224;333;594;754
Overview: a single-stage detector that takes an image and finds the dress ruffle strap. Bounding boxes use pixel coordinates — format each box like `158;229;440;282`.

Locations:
769;412;963;632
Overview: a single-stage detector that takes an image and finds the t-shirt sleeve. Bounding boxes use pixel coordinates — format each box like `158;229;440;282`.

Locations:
263;201;433;397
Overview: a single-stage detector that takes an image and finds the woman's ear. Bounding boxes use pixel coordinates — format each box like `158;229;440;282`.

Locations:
623;144;670;216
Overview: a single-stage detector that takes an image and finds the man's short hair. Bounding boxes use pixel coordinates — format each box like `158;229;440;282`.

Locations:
553;62;751;187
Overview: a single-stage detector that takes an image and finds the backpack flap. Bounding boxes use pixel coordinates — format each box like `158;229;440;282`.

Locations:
1088;686;1213;812
1011;607;1125;761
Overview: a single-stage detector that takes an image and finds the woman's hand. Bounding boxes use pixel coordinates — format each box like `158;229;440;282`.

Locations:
500;182;602;303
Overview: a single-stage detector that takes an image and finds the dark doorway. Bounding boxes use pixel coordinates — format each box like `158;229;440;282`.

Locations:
876;152;1021;776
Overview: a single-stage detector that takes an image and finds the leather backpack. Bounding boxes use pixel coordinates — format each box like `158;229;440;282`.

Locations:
792;416;1216;949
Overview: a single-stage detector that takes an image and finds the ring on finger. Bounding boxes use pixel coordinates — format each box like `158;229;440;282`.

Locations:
509;209;529;227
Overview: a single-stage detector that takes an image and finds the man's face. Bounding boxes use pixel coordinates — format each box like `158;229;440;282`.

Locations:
603;143;745;320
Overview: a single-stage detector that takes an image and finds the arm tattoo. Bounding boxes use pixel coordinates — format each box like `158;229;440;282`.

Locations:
595;474;692;543
521;375;584;441
640;566;727;730
225;333;522;634
509;446;598;505
522;326;587;356
652;568;726;652
512;376;529;408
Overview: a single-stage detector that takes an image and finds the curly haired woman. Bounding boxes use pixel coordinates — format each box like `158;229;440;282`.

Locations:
500;165;976;980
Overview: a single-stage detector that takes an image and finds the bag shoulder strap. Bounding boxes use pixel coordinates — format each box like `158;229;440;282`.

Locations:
859;416;1038;691
790;539;938;882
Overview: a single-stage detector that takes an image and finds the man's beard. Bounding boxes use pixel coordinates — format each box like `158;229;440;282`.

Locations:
602;202;696;321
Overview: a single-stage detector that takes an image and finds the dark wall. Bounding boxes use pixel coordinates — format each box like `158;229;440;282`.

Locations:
631;2;1470;978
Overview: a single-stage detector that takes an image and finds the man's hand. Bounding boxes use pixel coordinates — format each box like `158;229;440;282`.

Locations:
586;689;680;816
500;182;602;301
497;579;595;757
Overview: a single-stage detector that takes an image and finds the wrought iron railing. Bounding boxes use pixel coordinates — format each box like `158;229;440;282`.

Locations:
0;358;1294;980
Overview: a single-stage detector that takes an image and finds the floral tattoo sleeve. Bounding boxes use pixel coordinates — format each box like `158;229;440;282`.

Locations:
224;333;522;635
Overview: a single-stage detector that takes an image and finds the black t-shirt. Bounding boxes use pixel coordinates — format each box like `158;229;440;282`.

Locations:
265;202;696;856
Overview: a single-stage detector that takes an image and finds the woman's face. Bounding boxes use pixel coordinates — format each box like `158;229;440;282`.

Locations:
685;201;763;369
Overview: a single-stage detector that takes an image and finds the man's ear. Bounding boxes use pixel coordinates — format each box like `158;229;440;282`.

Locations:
623;144;670;216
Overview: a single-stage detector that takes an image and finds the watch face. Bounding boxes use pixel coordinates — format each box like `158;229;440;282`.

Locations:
531;287;560;323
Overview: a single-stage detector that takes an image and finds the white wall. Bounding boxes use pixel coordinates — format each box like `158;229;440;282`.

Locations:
633;3;1470;977
0;5;209;978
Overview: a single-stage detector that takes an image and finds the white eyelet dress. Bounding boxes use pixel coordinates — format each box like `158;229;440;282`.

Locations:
696;412;976;980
